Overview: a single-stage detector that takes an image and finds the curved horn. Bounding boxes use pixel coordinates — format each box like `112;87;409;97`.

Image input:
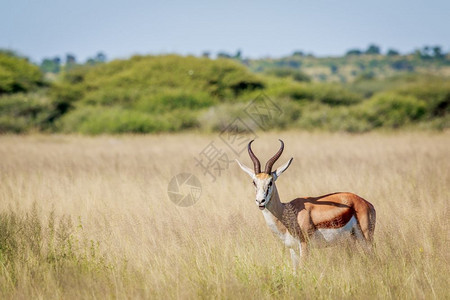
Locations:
248;140;261;174
264;139;284;174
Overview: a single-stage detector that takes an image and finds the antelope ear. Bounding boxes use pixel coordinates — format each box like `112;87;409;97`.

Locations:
273;158;293;180
235;159;255;178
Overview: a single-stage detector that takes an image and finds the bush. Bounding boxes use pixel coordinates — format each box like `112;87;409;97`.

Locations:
57;106;199;134
264;67;311;82
75;55;264;103
46;55;266;133
393;80;450;117
198;98;302;132
0;115;29;133
0;53;447;134
0;93;53;133
0;52;44;94
133;90;217;113
275;83;362;106
81;87;142;107
358;93;427;128
294;104;372;133
291;92;431;132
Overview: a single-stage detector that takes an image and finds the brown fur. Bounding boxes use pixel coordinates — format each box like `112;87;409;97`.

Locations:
241;142;376;267
265;184;376;245
255;173;271;180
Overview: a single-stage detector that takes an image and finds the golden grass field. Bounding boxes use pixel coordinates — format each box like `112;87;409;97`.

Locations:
0;131;449;299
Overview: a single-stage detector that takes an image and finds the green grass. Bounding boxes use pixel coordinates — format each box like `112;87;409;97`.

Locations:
0;204;126;298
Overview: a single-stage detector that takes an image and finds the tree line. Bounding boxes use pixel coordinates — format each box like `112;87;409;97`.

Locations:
40;52;107;74
36;44;449;75
344;44;447;58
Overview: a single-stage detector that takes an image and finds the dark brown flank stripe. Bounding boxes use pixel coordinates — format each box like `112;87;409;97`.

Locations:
315;209;354;229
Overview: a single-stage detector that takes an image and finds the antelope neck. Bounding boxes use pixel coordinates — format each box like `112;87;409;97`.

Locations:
264;185;285;220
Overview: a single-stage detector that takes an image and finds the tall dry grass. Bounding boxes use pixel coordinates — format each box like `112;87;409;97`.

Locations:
0;131;449;299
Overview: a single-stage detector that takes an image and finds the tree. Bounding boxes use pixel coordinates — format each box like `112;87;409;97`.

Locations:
0;49;18;57
85;52;107;66
86;58;96;66
234;49;242;60
217;51;232;58
95;52;106;63
292;50;305;56
346;49;362;56
87;52;107;65
65;54;77;70
40;56;61;73
292;71;311;82
53;57;61;65
66;54;76;65
387;49;400;56
432;46;444;59
423;46;431;57
365;44;381;55
391;59;414;71
330;64;338;74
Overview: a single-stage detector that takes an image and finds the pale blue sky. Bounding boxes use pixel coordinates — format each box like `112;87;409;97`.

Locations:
1;0;449;63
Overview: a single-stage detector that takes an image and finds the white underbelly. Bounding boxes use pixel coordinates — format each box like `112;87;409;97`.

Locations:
262;210;360;249
312;215;358;246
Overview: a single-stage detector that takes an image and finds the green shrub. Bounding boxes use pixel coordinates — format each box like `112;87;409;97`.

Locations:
133;90;217;113
347;76;398;98
81;87;142;107
294;103;333;130
198;98;302;132
47;55;265;134
0;93;53;133
75;55;264;103
358;92;427;128
292;92;431;132
0;52;44;94
0;115;29;133
57;106;199;134
418;114;450;130
264;67;311;82
294;104;371;132
275;83;362;105
0;53;447;134
393;80;450;117
48;82;85;122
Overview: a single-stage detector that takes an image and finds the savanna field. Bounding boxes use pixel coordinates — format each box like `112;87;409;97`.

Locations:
0;131;448;299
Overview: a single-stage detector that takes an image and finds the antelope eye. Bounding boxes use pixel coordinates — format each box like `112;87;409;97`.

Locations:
252;181;256;187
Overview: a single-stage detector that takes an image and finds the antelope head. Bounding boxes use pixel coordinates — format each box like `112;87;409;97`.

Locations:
236;140;293;210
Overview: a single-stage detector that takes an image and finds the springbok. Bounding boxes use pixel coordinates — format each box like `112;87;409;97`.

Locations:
236;140;376;271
